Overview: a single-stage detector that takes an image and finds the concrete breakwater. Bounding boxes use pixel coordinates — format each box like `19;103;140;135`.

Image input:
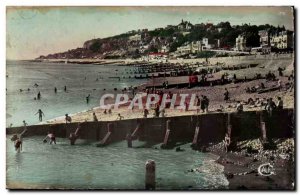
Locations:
6;109;294;146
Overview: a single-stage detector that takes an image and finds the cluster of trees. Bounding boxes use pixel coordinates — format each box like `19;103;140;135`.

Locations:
150;22;287;51
87;22;287;55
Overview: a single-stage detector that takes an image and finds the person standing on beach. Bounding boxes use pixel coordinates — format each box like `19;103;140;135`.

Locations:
117;113;124;120
65;114;72;124
143;108;149;118
276;97;283;110
265;98;276;116
203;96;209;113
93;112;98;122
200;95;206;113
154;104;160;117
224;88;230;102
23;120;28;131
35;109;45;122
236;101;243;113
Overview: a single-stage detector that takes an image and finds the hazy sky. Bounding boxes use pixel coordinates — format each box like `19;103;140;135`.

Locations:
7;6;294;60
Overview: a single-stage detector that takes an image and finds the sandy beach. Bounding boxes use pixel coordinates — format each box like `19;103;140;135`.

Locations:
44;76;294;125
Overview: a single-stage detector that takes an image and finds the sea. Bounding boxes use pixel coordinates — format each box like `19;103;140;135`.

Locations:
6;60;145;127
6;60;229;190
6;136;228;189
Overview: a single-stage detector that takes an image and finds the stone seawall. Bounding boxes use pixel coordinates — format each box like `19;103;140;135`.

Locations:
6;109;294;145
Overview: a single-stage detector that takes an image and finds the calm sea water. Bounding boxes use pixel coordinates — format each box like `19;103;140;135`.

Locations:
6;61;145;127
6;136;228;189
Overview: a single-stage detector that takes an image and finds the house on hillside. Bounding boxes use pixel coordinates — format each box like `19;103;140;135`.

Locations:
235;34;249;51
178;19;193;31
270;30;294;51
258;30;271;54
129;34;142;42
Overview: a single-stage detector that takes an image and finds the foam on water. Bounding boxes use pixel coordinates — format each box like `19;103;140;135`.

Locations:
6;136;229;189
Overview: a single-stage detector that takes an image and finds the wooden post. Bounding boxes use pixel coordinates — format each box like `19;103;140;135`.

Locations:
96;123;113;147
261;122;267;142
227;124;232;138
131;123;141;138
127;133;132;148
161;120;171;148
227;113;232;137
260;112;267;142
145;160;156;190
192;126;200;145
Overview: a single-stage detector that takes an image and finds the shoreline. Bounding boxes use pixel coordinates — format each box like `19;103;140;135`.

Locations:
30;53;294;66
207;138;295;190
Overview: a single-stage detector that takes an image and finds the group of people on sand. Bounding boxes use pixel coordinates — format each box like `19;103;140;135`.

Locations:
264;97;284;115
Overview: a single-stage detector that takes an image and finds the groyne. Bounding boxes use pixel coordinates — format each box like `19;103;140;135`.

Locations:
7;109;294;147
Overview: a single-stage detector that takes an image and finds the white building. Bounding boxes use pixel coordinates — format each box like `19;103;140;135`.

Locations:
129;34;142;42
176;41;202;55
235;34;248;51
139;45;149;53
160;45;170;53
201;38;214;50
270;30;294;50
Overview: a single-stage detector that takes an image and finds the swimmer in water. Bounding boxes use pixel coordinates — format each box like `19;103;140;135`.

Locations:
54;87;57;93
86;94;90;104
11;121;28;152
69;123;82;145
64;86;67;92
35;109;45;122
37;91;41;100
43;132;56;144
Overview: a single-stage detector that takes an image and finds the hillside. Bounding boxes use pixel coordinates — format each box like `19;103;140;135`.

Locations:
37;21;286;60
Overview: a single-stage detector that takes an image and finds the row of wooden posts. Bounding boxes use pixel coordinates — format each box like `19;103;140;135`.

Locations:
94;112;269;149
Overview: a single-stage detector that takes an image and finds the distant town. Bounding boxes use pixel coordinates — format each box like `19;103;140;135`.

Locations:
37;19;294;61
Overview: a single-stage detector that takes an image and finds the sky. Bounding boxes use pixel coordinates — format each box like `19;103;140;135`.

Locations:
6;6;294;60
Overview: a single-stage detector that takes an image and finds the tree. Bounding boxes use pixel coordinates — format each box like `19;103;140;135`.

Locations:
89;41;102;52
